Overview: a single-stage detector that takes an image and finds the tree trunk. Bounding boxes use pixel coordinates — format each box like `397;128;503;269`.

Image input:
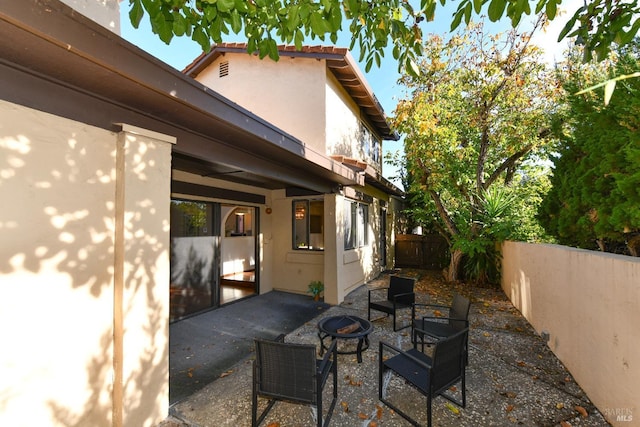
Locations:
627;234;640;257
444;249;464;282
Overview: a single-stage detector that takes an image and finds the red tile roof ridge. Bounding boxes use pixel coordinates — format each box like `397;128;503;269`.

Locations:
212;42;348;55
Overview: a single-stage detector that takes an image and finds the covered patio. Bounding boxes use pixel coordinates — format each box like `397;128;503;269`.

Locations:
162;270;609;426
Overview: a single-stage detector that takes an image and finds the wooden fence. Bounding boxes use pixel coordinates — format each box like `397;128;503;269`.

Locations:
395;234;449;270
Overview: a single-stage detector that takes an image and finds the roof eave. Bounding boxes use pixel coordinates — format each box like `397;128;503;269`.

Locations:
0;0;362;192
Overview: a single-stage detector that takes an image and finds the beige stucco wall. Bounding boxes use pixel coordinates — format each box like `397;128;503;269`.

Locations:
324;71;381;173
116;124;173;427
268;186;391;305
0;101;172;426
323;193;340;304
269;190;325;297
325;71;362;157
194;54;327;154
60;0;120;33
502;241;640;426
335;188;389;302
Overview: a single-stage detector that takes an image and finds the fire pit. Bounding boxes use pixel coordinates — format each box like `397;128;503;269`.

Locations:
317;315;373;363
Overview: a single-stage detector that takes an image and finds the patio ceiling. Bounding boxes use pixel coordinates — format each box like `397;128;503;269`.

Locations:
0;0;363;193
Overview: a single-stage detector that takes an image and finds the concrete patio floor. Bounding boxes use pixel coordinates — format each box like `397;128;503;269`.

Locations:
162;270;610;426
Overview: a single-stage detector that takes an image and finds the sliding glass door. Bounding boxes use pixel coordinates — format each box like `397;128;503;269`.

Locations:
219;204;257;304
169;200;218;321
169;199;258;322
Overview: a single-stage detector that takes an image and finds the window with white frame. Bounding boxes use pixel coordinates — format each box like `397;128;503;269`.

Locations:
344;199;369;250
293;199;324;250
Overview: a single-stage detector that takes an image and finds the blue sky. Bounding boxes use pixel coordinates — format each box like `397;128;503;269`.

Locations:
118;2;577;185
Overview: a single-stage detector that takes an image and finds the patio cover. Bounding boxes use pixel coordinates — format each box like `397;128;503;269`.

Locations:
0;0;363;194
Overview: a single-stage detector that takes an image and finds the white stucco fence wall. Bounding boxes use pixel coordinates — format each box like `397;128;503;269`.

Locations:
502;241;640;426
0;101;173;427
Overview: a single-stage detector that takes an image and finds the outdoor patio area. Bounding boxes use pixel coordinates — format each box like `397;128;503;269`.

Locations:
162;270;610;426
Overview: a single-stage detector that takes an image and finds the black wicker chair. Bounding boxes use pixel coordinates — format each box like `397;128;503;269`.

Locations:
411;294;471;354
368;275;416;331
379;327;469;427
252;335;338;427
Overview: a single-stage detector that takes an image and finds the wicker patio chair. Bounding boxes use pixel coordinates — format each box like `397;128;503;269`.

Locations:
368;275;416;331
252;335;338;427
411;294;471;355
379;327;469;427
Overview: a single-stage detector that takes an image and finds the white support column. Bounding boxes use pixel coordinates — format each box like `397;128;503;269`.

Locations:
113;124;175;427
323;193;341;305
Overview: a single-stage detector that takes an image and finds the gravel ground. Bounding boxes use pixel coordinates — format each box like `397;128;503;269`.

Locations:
161;269;610;427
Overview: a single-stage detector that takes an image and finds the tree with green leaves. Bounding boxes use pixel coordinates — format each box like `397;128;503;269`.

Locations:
126;0;639;74
538;40;640;256
394;19;559;284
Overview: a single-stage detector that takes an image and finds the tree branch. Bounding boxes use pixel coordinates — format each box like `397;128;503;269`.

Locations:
484;143;534;189
433;222;452;247
476;15;546;192
415;157;459;238
429;190;459;237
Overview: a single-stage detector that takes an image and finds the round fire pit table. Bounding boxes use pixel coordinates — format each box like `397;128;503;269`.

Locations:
317;315;373;363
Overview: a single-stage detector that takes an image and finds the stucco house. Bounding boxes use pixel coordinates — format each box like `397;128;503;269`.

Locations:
172;43;404;320
0;1;402;426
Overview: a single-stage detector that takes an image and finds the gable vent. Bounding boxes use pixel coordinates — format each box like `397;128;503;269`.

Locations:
219;61;229;77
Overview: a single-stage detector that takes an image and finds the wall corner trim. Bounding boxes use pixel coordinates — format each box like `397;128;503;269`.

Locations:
116;123;177;145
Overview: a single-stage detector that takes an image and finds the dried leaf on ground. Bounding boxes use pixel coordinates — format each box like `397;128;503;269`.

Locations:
358;412;368;419
376;404;383;419
575;405;588;417
220;369;233;378
266;423;280;427
560;421;572;427
556;402;565;409
340;401;349;412
506;404;515;412
445;402;460;414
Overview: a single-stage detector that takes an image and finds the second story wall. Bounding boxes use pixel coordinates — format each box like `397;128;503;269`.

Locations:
193;54;327;154
325;71;382;174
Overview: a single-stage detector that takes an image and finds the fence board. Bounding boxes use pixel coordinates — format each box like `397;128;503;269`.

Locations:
395;234;449;269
